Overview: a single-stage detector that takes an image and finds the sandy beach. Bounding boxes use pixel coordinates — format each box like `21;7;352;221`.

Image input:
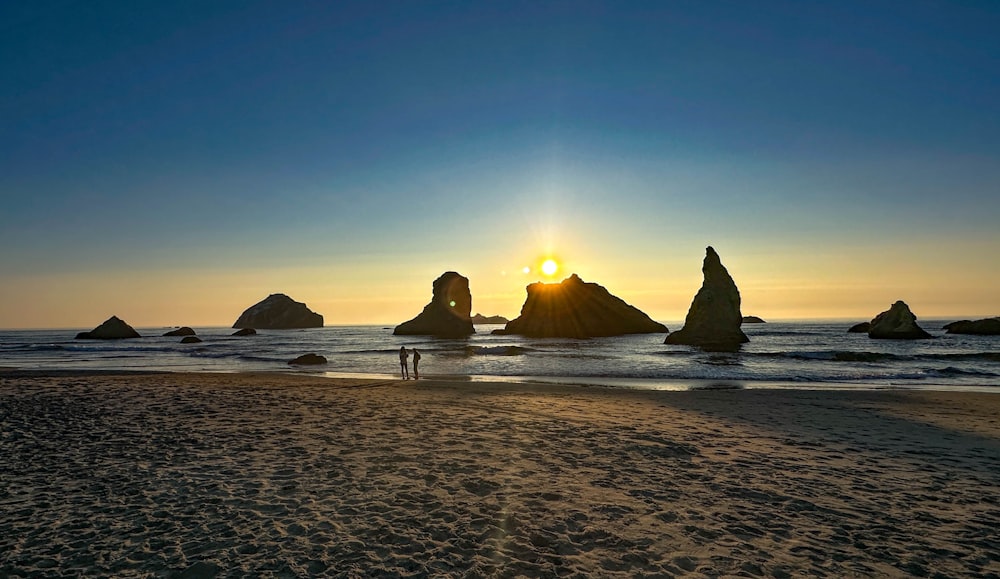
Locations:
2;372;999;577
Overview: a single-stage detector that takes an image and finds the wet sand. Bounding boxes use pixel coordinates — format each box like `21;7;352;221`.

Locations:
2;371;999;577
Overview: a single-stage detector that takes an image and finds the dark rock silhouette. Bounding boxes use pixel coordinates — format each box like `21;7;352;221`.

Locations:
75;316;141;340
471;313;509;324
867;301;932;339
943;317;1000;335
180;336;202;344
394;272;475;337
665;247;748;351
493;274;667;338
742;316;766;324
848;322;871;333
163;327;196;337
288;353;327;365
232;328;257;336
233;294;323;329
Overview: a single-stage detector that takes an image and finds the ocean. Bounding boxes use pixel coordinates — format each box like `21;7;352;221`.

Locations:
1;321;997;391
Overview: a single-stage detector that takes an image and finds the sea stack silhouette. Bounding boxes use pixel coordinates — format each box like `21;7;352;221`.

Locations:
493;274;667;338
867;301;931;339
394;272;475;337
75;315;141;340
665;246;749;351
233;294;323;329
943;317;1000;335
163;327;196;337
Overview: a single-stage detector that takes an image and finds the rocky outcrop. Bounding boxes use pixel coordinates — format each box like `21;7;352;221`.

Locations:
665;247;749;351
867;301;932;339
742;316;766;324
75;316;141;340
394;272;475;337
233;294;323;330
471;313;509;324
288;353;327;365
232;328;257;336
848;322;871;333
163;327;196;337
493;274;667;338
180;336;203;344
943;317;1000;335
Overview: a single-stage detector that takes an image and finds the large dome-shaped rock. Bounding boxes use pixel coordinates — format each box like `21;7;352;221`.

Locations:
493;274;667;338
394;272;475;337
75;316;141;340
233;294;323;329
943;317;1000;335
665;247;749;351
867;301;932;339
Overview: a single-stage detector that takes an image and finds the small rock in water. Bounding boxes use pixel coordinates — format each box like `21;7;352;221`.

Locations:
288;353;327;365
163;326;196;337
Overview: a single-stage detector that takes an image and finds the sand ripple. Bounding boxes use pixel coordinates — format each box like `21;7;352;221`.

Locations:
2;373;999;577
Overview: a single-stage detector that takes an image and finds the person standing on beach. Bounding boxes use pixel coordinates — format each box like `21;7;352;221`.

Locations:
399;346;409;380
412;349;421;380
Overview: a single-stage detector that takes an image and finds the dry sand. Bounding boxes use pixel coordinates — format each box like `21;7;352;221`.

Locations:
1;371;999;578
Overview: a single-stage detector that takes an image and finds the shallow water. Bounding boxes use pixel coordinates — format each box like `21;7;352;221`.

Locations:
1;321;997;391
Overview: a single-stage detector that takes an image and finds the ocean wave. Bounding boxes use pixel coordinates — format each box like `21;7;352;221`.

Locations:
0;343;68;352
925;366;999;378
758;351;1000;364
699;355;743;366
237;354;290;363
466;345;532;356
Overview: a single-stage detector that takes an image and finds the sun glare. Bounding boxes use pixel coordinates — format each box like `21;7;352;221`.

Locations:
541;259;558;276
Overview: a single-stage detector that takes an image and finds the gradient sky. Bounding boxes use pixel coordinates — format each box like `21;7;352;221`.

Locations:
2;1;998;329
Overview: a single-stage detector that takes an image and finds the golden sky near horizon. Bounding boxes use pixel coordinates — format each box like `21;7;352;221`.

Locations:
2;236;996;330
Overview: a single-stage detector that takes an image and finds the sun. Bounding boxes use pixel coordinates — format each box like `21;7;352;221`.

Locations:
541;259;558;276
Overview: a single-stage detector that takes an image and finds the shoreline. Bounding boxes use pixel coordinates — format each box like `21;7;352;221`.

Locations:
4;367;999;393
2;371;1000;576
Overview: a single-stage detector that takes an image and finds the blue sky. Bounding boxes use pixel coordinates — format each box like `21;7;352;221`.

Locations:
2;1;998;327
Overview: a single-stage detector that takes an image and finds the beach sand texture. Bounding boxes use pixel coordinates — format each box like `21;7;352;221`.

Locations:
2;372;999;577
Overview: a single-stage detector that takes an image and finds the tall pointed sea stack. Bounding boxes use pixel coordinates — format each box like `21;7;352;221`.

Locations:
233;294;323;329
394;271;475;337
867;301;931;339
494;274;668;338
665;246;748;351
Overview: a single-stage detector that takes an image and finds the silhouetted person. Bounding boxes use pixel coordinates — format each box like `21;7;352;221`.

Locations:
412;349;421;380
399;346;409;380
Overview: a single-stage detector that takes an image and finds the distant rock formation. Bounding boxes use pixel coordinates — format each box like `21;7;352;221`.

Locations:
180;336;202;344
943;317;1000;335
75;316;141;340
847;322;871;333
232;328;257;336
493;274;667;338
742;316;766;324
394;272;475;337
233;294;323;330
867;301;932;339
471;313;509;324
163;327;196;337
665;247;749;351
288;353;327;365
